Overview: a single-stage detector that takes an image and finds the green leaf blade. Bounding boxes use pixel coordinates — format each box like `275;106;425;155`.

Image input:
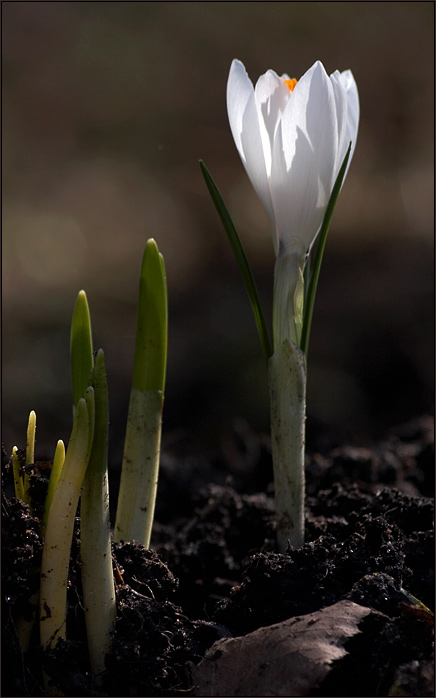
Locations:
133;239;168;392
200;160;272;364
300;143;352;356
42;439;65;532
70;290;94;408
86;348;109;476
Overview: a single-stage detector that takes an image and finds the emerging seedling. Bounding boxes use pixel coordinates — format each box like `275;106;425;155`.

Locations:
70;291;94;412
70;290;116;679
115;238;168;547
11;238;168;689
80;350;116;679
41;440;65;535
21;410;37;507
40;389;95;655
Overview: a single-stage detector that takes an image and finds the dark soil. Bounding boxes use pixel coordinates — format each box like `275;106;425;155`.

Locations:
2;415;434;697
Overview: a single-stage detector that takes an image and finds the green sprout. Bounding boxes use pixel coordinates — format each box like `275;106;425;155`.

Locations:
41;440;65;535
70;290;94;411
114;238;168;547
80;349;116;680
70;290;116;679
11;410;37;511
11;238;168;686
23;410;37;506
15;438;65;657
40;389;95;656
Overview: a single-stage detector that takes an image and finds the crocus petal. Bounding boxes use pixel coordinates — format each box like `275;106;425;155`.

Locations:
270;61;338;253
227;59;254;161
330;70;349;174
339;69;360;175
227;59;276;235
254;69;290;175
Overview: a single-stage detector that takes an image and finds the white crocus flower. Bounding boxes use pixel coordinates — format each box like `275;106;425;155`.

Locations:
226;59;359;551
227;58;359;260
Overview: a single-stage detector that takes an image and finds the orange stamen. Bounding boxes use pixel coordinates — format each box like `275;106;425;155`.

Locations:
283;77;297;92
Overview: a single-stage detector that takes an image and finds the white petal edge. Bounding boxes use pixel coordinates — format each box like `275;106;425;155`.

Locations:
339;69;360;177
227;59;255;161
227;59;276;245
329;70;348;174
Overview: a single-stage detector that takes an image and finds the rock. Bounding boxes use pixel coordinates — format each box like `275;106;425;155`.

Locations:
191;600;373;697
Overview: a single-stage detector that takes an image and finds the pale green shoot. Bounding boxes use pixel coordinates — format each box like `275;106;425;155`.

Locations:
41;440;65;535
14;437;65;653
70;290;116;679
23;410;36;505
115;238;168;547
40;390;95;660
81;349;116;680
70;290;94;411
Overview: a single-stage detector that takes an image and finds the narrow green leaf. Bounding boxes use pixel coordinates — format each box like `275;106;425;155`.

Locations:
86;349;109;476
200;160;272;364
81;347;116;678
300;143;352;356
42;440;65;533
71;290;94;408
23;410;36;505
132;239;168;392
84;386;96;462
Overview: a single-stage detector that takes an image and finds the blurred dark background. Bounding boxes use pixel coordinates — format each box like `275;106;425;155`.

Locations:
2;1;434;462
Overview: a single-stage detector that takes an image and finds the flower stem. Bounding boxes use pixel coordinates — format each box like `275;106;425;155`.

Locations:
272;246;306;350
268;339;307;551
270;246;307;551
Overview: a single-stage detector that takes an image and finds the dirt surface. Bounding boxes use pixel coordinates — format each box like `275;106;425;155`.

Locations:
2;415;434;697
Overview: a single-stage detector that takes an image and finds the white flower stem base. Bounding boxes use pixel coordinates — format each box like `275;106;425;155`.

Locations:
268;338;307;552
114;387;163;547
